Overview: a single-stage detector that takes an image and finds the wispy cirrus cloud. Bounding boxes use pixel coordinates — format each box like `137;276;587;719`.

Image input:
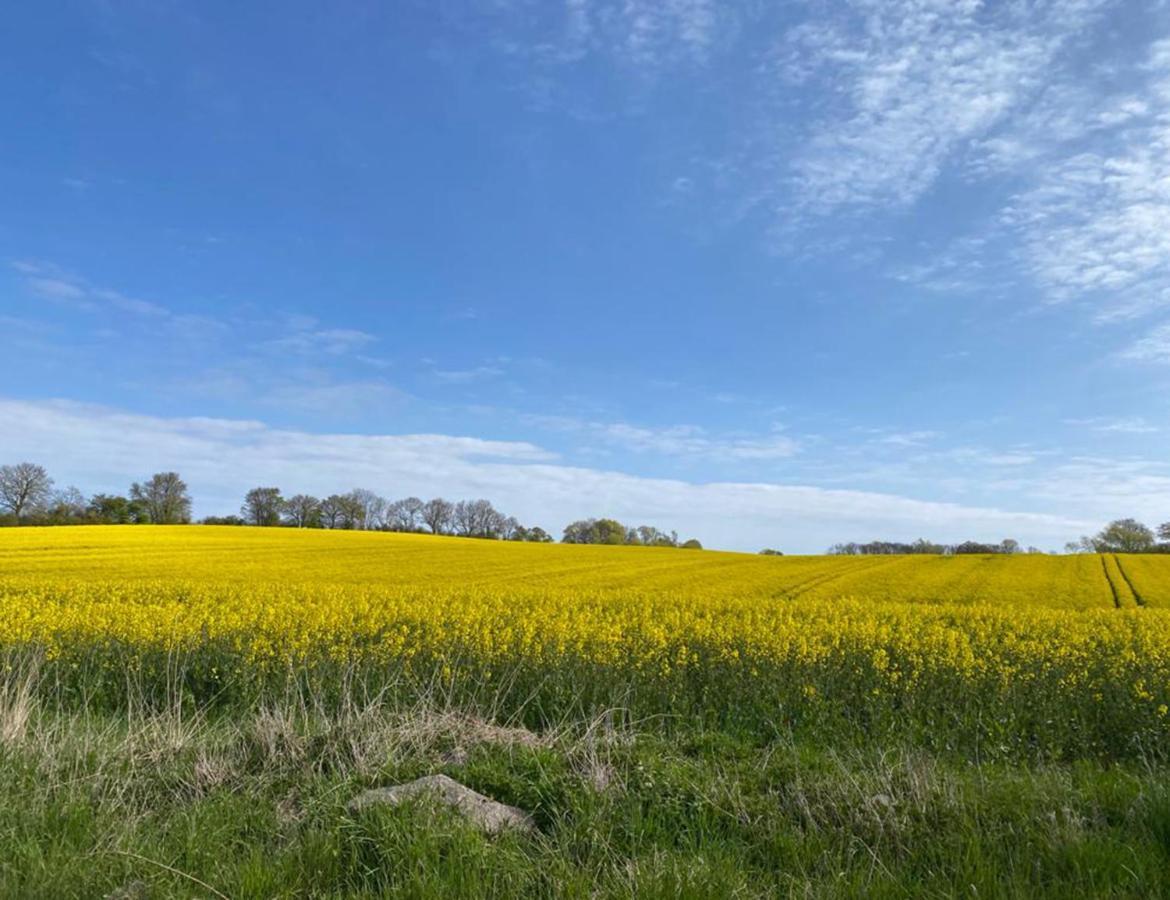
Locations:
484;0;726;70
997;41;1170;319
1121;322;1170;364
525;413;800;461
778;0;1110;217
12;260;176;319
1064;416;1161;434
262;326;379;356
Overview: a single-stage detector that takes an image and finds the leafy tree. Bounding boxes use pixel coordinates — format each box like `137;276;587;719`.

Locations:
1092;518;1156;553
999;539;1020;555
332;493;366;530
283;495;321;528
87;493;147;524
759;548;784;556
129;472;192;524
201;514;245;525
1159;522;1170;542
523;525;553;543
562;518;628;545
242;487;285;527
680;538;703;550
0;462;54;521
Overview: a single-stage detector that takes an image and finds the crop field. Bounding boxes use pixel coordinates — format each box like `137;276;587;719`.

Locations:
3;526;1170;757
4;526;1170;897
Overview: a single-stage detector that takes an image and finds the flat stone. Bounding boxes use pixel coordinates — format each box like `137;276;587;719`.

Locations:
349;774;535;835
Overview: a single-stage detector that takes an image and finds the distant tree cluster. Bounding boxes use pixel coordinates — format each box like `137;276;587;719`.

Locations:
0;463;191;526
226;486;553;541
1065;519;1170;554
827;538;1042;556
560;518;701;549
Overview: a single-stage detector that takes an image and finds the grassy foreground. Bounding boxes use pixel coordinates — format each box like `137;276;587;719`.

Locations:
3;527;1170;896
4;685;1170;898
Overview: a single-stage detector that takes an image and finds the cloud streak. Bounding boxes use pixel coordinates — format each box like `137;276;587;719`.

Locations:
0;397;1091;552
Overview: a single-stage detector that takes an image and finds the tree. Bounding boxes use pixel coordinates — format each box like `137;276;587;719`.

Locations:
634;525;678;547
242;487;285;527
284;495;321;528
45;486;87;524
562;518;628;545
759;548;784;556
88;493;147;524
201;514;245;525
0;462;54;521
1092;518;1156;553
421;497;454;535
524;526;553;543
1159;522;1170;542
680;538;703;550
999;538;1021;555
453;499;507;538
319;495;346;529
347;489;387;530
387;496;424;532
129;472;192;524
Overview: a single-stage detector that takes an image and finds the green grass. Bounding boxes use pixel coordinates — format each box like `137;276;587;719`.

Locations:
3;685;1169;898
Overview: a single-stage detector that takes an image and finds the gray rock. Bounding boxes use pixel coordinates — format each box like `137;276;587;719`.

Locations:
104;880;151;900
349;774;535;835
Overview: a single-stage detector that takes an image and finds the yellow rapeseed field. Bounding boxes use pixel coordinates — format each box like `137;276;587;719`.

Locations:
3;525;1170;757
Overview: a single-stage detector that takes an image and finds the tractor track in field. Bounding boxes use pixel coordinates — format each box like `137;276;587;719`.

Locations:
1112;555;1147;607
781;556;906;601
1100;555;1123;609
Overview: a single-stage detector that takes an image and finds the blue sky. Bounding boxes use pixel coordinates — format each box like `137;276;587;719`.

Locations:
2;0;1170;551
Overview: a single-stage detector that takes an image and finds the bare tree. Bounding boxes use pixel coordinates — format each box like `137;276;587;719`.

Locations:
47;486;88;523
283;494;321;528
319;495;346;529
129;472;192;524
453;498;506;538
241;487;285;526
347;489;387;530
421;497;454;535
387;496;425;532
0;462;55;520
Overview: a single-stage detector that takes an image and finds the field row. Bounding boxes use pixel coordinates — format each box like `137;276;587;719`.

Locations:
3;526;1170;608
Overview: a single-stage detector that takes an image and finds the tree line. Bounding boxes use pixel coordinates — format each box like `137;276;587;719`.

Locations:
225;487;554;541
827;538;1041;556
1064;519;1170;554
0;462;704;547
560;518;702;549
8;460;1166;554
0;463;192;526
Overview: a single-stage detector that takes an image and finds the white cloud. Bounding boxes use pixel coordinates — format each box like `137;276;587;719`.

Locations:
526;414;801;461
433;365;506;384
468;0;729;77
1064;416;1160;434
780;0;1108;215
0;397;1088;551
12;262;174;319
1003;135;1170;317
26;276;89;302
1122;323;1170;363
263;327;378;356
